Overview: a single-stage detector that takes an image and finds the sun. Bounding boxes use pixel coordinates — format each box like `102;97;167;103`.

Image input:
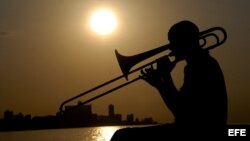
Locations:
90;8;117;35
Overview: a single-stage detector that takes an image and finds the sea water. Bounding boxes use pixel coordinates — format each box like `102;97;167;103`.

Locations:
0;126;127;141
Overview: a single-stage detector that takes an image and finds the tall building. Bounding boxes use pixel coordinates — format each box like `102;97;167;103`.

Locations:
107;104;122;124
109;104;114;117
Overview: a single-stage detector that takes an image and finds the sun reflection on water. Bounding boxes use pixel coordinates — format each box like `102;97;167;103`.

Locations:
86;126;123;141
0;126;128;141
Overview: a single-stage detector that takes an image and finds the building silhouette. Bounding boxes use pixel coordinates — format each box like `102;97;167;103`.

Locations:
0;103;157;131
109;104;115;117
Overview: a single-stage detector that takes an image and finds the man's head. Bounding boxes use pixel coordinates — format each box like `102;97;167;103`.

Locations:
168;21;200;61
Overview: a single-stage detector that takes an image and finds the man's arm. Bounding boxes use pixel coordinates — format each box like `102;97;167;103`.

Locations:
141;57;179;116
158;73;179;117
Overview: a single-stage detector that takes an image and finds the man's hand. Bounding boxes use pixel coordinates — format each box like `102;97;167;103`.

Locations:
140;65;162;89
140;56;175;89
156;56;176;74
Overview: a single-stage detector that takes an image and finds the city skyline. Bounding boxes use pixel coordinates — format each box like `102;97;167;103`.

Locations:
1;103;157;122
0;103;157;131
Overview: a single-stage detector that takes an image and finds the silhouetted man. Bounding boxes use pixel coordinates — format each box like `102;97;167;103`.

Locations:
111;21;227;140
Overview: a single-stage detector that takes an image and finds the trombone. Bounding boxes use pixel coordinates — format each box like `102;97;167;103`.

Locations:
59;27;227;113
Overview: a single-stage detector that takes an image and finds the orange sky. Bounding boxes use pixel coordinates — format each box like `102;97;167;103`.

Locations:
0;0;249;124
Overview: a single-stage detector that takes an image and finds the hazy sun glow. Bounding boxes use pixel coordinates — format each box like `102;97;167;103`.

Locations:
90;8;117;35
